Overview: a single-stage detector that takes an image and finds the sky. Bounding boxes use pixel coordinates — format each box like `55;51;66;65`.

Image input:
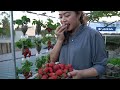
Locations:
1;11;120;27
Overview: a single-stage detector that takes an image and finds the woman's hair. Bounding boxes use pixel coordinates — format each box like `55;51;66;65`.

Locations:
74;11;88;25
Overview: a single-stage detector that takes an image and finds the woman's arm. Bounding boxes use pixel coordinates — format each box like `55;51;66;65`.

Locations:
50;25;68;62
50;40;63;62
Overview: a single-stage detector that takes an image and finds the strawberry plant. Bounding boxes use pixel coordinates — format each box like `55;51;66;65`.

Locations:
33;35;43;54
15;36;33;57
17;59;33;79
32;19;44;35
14;15;30;36
41;18;60;50
35;54;50;71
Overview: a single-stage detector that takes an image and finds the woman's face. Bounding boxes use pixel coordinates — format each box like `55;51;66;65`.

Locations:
59;11;81;32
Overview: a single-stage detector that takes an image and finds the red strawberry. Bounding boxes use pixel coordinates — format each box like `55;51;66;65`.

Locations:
51;75;57;79
48;73;55;77
45;63;49;67
48;67;53;73
62;73;67;78
53;64;60;72
69;68;73;72
63;69;68;73
38;68;43;75
55;69;63;76
65;65;69;70
43;67;49;73
67;64;72;68
28;51;31;57
41;75;48;79
59;64;65;70
49;75;57;79
23;51;28;58
49;62;55;68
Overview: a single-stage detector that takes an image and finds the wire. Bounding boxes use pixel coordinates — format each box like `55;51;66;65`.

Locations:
25;11;56;18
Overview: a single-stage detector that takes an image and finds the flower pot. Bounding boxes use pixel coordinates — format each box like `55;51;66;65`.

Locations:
35;25;41;35
21;25;28;36
36;45;41;54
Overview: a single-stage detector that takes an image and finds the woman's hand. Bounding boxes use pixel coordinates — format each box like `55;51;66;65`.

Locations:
68;70;84;79
55;24;68;42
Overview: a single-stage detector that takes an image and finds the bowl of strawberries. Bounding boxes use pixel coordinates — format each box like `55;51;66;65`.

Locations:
34;62;74;79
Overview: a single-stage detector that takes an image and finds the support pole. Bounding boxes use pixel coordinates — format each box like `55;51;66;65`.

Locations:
9;11;17;79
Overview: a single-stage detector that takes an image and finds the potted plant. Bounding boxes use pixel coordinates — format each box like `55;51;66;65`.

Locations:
35;54;50;71
15;36;33;57
32;19;44;35
14;16;30;36
17;59;33;79
42;18;60;51
34;35;43;54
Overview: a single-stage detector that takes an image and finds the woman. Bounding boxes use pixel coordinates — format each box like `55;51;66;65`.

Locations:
50;11;108;79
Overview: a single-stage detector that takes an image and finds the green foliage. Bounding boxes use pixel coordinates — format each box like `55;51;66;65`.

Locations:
88;11;120;22
107;58;120;66
32;19;43;26
15;38;33;49
35;54;50;70
14;16;30;26
17;60;33;74
106;36;120;50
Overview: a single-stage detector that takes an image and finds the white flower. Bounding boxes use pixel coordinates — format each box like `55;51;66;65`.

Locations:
22;58;25;61
38;35;43;39
46;34;52;37
35;35;38;38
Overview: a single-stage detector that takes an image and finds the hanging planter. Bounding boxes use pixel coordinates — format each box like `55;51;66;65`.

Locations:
17;59;33;79
21;25;28;36
14;16;30;36
32;19;44;35
15;36;33;57
34;35;43;54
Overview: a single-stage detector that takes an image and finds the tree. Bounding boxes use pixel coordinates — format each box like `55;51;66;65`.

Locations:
0;11;11;37
51;11;120;22
86;11;120;22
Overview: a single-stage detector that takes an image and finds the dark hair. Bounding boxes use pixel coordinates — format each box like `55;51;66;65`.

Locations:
74;11;87;25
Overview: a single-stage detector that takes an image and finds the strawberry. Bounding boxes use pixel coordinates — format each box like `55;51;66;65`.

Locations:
48;67;53;73
45;63;49;67
63;69;68;73
53;64;60;72
49;75;57;79
65;65;69;70
55;69;63;76
58;64;65;70
49;62;55;68
67;64;72;68
41;74;48;79
69;67;73;72
48;73;55;77
28;51;31;57
62;73;67;78
38;68;43;75
43;67;49;73
51;75;57;79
